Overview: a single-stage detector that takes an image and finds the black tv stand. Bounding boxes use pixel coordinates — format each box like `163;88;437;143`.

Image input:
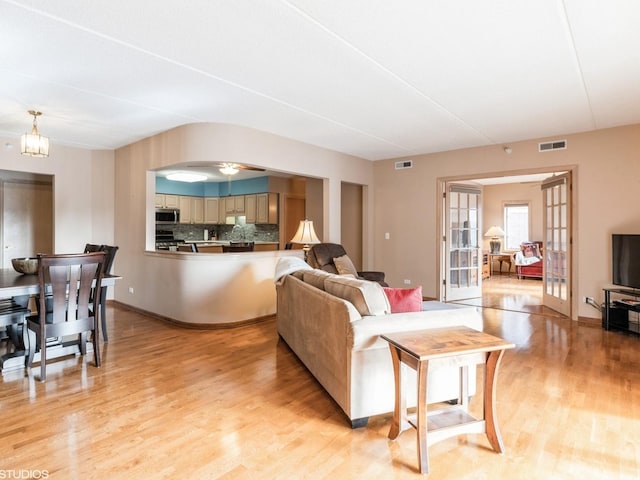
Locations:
602;287;640;334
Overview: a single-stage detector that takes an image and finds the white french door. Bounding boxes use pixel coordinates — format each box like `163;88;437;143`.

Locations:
541;173;572;316
444;184;483;301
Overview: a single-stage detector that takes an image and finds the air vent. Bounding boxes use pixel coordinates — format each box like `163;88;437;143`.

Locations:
395;160;413;170
539;140;567;152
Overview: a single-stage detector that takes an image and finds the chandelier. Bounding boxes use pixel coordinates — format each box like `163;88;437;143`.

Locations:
21;110;49;157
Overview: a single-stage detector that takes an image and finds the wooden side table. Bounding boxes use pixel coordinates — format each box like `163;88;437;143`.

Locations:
382;326;515;475
489;253;513;275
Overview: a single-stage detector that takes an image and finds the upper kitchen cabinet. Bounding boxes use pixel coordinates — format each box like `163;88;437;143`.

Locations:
204;197;219;224
245;193;278;224
179;196;204;224
257;193;278;224
224;195;245;215
155;194;179;209
245;195;257;223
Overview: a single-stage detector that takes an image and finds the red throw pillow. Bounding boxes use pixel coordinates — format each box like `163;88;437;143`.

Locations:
383;286;423;313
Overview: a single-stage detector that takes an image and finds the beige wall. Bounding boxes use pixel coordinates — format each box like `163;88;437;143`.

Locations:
305;177;324;239
341;182;363;270
0;136;115;253
113;123;374;324
374;123;640;320
483;182;544;252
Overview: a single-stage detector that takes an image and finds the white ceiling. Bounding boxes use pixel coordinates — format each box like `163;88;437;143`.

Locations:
1;0;639;161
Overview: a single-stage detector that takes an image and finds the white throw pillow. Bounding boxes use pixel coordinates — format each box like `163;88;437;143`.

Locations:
333;254;358;276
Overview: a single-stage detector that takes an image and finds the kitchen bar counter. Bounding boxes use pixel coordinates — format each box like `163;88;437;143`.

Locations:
179;241;280;253
135;249;303;327
184;240;279;245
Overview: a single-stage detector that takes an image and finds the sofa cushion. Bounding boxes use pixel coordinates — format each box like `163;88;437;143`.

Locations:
383;286;423;313
324;276;390;316
333;254;358;276
302;269;333;290
291;269;306;280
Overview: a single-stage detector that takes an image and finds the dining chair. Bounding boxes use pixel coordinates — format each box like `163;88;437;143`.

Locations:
222;242;254;252
177;243;198;252
24;252;106;382
83;244;119;342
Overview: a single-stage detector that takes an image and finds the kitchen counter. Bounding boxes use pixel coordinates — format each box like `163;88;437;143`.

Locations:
139;249;303;327
185;240;279;245
178;241;280;253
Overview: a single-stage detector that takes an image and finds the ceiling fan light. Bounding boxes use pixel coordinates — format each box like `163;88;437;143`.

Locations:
20;110;49;157
166;172;207;182
219;165;239;176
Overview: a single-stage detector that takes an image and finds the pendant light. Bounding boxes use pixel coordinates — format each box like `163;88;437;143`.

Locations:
21;110;49;157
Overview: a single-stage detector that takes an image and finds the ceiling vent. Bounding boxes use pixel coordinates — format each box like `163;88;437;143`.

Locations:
395;160;413;170
539;140;567;152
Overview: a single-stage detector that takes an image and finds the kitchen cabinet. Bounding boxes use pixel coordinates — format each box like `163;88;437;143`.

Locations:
245;195;257;223
224;195;245;215
253;243;278;252
179;196;204;224
155;194;179;208
192;197;204;223
256;193;278;224
204;197;219;224
178;196;191;223
236;193;278;224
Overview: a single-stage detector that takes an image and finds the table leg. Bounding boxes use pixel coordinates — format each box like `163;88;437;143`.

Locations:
484;349;507;453
388;344;404;440
416;359;429;474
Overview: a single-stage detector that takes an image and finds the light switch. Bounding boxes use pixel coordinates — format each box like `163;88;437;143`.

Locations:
385;232;390;240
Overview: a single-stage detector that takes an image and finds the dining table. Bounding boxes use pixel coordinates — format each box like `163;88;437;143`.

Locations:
0;268;121;373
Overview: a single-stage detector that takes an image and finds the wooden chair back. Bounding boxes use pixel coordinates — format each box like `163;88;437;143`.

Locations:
83;244;119;342
25;252;106;381
223;242;254;252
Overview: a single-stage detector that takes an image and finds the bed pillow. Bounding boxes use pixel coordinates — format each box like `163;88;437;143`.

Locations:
383;286;423;313
333;254;358;276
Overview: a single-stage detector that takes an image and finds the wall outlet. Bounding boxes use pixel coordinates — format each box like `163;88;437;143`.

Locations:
583;296;594;303
403;279;411;285
385;232;390;240
128;287;134;294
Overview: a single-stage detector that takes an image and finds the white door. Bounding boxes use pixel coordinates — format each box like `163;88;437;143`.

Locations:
542;173;571;316
444;184;483;301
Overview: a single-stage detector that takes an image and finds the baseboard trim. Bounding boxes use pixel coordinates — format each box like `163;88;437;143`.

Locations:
577;316;601;328
109;300;274;330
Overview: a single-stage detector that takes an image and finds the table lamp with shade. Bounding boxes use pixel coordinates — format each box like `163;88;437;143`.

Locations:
290;219;321;260
484;226;506;254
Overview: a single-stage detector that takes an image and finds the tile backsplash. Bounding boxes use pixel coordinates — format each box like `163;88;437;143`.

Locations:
162;223;279;243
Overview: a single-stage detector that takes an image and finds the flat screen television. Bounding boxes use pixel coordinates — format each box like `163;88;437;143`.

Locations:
612;234;640;290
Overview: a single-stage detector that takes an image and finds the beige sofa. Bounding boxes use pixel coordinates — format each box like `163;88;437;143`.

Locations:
275;265;484;428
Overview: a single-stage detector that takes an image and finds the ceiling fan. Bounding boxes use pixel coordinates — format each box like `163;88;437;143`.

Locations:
185;162;265;175
216;163;265;175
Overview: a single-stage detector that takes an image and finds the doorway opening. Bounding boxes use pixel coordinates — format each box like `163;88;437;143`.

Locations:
439;168;574;318
0;170;53;268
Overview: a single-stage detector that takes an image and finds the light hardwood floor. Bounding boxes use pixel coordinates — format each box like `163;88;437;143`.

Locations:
2;289;639;479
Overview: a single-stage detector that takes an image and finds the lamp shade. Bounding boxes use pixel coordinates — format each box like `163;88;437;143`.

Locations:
484;226;506;238
290;219;320;246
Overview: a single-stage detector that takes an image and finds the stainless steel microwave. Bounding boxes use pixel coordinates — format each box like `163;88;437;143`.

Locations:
156;208;180;224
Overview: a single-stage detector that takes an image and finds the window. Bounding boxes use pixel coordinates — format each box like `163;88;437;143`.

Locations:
503;203;530;250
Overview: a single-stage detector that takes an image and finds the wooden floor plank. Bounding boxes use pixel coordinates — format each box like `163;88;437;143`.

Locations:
1;279;639;479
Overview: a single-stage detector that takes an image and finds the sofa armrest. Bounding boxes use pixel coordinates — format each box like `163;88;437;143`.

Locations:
357;271;388;286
